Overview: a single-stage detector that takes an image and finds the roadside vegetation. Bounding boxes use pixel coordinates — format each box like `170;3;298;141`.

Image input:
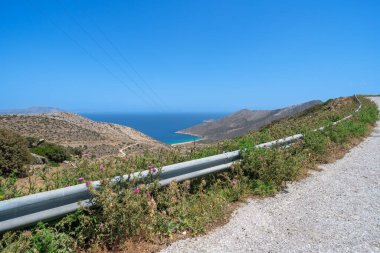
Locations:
0;129;31;177
0;96;378;252
28;140;82;164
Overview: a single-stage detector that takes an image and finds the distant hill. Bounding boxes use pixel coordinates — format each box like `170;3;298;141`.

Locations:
0;106;64;114
178;100;322;141
0;112;167;157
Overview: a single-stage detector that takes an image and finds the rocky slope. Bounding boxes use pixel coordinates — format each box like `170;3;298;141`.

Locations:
0;112;167;157
178;100;322;141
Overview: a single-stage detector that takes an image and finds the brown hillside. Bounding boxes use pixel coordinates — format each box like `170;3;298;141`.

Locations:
0;112;167;157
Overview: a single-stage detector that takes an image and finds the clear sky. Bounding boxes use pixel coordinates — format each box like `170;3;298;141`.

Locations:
1;0;379;113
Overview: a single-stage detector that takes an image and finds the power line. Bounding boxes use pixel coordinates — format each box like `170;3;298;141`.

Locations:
27;0;160;111
57;0;167;112
80;10;169;111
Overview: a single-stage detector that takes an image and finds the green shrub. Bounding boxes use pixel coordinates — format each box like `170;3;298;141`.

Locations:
0;175;22;200
155;180;228;236
303;130;328;155
0;129;31;177
357;100;378;124
0;231;31;253
240;146;302;191
69;147;83;158
0;223;75;253
55;177;230;249
31;143;71;163
29;223;75;253
55;177;157;248
250;179;276;195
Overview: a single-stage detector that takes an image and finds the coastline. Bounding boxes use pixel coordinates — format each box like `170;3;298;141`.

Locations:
171;131;204;146
175;130;203;138
170;137;203;146
81;113;222;145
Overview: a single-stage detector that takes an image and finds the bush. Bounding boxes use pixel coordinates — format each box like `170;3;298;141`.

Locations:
0;175;21;200
31;143;71;163
54;177;157;249
0;129;31;177
303;130;328;155
29;223;75;253
55;178;229;249
69;147;83;158
240;147;302;191
0;223;75;253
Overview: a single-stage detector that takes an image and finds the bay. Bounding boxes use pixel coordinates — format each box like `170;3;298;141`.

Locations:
81;113;226;144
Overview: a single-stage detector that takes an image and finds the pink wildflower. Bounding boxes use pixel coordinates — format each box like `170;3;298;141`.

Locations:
134;187;140;194
85;181;92;187
151;167;158;173
148;164;153;169
78;177;84;181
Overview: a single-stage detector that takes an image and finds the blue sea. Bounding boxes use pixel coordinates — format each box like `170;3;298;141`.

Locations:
81;113;226;144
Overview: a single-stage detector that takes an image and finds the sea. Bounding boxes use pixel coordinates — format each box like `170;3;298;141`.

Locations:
81;113;226;144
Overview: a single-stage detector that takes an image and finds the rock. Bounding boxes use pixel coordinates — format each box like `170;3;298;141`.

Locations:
31;138;45;147
31;153;48;164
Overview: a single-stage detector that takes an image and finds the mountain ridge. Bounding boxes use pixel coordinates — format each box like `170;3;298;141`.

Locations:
178;100;322;141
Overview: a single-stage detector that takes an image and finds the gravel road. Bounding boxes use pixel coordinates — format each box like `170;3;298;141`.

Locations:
161;97;380;253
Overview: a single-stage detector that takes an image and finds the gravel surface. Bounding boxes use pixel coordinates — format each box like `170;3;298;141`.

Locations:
161;97;380;253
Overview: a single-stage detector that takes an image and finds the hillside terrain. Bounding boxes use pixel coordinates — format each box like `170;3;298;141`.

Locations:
0;95;377;253
179;100;322;141
0;112;167;157
162;96;380;253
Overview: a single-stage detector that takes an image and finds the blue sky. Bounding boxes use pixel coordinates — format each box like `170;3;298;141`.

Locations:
0;0;379;113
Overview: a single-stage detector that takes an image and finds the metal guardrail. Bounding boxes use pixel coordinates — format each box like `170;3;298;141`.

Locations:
0;95;362;233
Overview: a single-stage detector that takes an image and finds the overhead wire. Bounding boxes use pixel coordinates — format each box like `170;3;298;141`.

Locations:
78;8;169;111
57;0;167;112
27;0;161;111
